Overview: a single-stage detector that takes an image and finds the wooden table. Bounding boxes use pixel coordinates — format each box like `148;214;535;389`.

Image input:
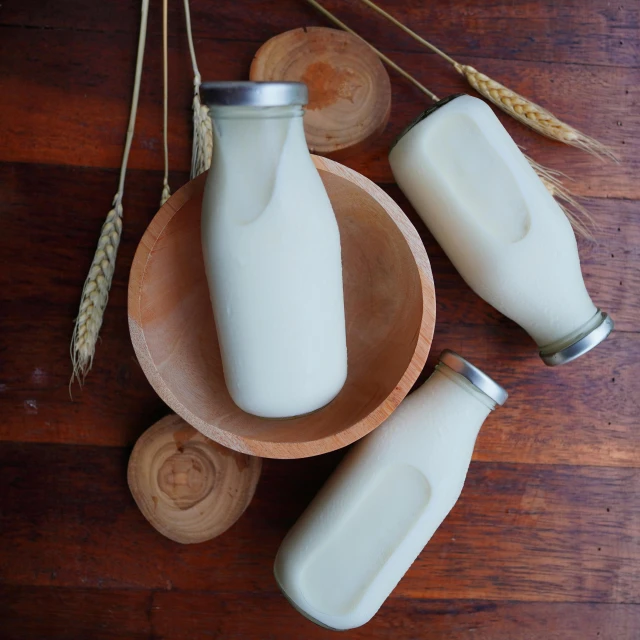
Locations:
1;1;638;637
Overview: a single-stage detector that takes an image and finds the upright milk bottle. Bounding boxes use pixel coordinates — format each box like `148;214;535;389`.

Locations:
274;350;507;630
389;94;613;365
201;82;347;418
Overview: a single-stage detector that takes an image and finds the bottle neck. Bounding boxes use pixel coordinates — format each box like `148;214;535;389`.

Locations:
408;365;494;441
209;104;304;121
433;362;497;412
206;104;308;226
538;308;613;365
209;104;306;170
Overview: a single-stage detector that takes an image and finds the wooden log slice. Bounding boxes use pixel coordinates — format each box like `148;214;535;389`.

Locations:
128;414;262;544
250;27;391;156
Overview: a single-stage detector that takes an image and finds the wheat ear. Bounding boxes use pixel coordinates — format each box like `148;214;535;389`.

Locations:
357;0;616;161
458;65;616;161
160;0;171;205
183;0;213;177
70;0;149;386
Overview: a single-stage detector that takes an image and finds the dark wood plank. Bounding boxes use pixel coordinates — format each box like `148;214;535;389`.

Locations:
0;0;638;636
0;586;151;640
428;326;640;468
2;585;639;639
2;0;638;69
1;161;638;468
0;163;179;448
151;593;640;639
1;442;639;602
0;26;637;198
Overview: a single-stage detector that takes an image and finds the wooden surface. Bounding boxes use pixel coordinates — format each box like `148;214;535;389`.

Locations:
129;156;435;458
0;0;638;637
127;414;262;543
250;27;392;156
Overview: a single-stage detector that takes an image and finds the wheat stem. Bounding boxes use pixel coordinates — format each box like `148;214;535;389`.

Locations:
183;0;213;177
305;0;439;101
160;0;171;205
117;2;148;196
524;153;594;238
70;0;149;387
356;0;457;66
183;0;200;81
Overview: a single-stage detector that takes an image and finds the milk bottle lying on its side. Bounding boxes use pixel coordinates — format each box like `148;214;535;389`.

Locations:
274;350;507;630
389;94;613;365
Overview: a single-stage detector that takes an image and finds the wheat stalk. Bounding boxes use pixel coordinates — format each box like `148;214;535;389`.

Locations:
183;0;213;177
306;0;593;237
70;0;149;386
160;0;172;205
356;0;616;161
542;178;594;240
305;0;439;101
525;154;594;238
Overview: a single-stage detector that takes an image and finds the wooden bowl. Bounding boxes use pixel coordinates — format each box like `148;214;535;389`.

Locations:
128;156;435;459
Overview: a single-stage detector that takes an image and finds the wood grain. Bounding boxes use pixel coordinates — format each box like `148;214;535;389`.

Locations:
128;414;262;543
149;594;640;640
3;0;637;69
0;163;181;448
0;0;638;635
1;163;639;469
0;586;152;640
3;586;639;640
0;25;637;197
128;157;435;458
1;442;639;604
430;328;640;468
250;27;391;156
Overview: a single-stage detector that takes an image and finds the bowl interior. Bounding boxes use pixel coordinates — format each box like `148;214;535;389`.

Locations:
136;169;426;457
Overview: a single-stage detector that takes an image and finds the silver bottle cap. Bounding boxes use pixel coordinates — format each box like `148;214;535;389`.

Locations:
200;81;308;108
439;350;508;406
539;311;614;366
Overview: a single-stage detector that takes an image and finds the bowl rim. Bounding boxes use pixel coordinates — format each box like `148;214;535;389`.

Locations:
128;155;436;459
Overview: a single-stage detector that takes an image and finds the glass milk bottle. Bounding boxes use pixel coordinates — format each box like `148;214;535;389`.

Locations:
274;350;507;630
201;82;347;418
389;94;613;365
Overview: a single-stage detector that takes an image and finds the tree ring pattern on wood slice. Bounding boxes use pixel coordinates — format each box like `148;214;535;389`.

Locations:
250;27;392;155
128;414;262;544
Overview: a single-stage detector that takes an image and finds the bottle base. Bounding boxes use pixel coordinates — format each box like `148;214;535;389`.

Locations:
273;572;341;631
539;310;614;366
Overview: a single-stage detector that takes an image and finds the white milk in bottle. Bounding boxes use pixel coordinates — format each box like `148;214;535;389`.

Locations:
201;82;347;418
389;94;613;365
274;350;507;630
